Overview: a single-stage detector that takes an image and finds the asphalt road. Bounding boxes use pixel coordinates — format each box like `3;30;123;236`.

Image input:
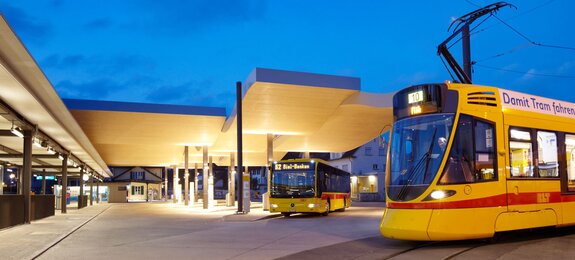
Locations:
23;202;575;260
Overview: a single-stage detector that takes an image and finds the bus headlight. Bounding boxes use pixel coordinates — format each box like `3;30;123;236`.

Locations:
271;204;279;208
308;203;318;208
424;190;456;201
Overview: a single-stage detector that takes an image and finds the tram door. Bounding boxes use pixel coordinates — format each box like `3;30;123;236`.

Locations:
507;128;537;212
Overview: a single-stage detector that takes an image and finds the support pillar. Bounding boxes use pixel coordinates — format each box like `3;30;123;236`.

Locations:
209;156;213;208
303;152;310;159
202;145;209;209
194;163;198;202
41;169;46;195
79;167;84;209
264;133;273;210
172;165;177;203
184;146;189;206
0;165;3;195
164;168;168;201
22;130;32;223
96;179;100;203
227;153;235;206
89;174;94;206
236;81;244;213
61;154;68;213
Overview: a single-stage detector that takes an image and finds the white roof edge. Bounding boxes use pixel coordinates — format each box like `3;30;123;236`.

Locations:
0;16;111;177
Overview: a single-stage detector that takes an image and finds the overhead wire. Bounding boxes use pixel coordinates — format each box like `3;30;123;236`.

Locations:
461;0;575;79
474;64;575;79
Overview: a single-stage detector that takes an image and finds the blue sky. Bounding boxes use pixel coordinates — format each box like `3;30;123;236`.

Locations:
1;0;573;115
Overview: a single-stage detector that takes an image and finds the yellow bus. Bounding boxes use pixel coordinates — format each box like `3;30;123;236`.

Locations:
381;82;575;240
270;158;351;217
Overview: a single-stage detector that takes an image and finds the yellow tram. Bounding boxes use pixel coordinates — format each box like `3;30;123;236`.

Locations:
381;82;575;240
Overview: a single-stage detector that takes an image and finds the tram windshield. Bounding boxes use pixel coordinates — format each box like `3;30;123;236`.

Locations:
388;113;455;201
271;170;315;198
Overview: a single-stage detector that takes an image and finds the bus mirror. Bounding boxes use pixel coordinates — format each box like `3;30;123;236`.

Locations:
498;150;506;156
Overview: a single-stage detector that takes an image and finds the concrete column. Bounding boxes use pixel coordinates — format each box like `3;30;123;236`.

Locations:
79;167;84;208
194;163;198;202
0;165;3;195
164;168;168;201
202;145;209;209
41;169;46;195
61;154;68;213
96;180;100;203
304;152;310;159
209;156;213;208
227;153;235;206
264;134;273;210
172;165;177;203
17;167;22;195
22;130;32;223
89;174;94;206
184;146;189;206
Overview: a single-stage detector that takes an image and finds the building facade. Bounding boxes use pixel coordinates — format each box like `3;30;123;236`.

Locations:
107;166;164;202
329;137;387;201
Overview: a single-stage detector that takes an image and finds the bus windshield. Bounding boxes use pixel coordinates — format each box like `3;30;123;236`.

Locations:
271;170;315;198
388;113;455;201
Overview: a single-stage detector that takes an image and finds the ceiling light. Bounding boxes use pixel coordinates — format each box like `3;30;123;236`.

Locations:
33;137;43;148
57;153;64;161
47;147;56;155
10;125;24;138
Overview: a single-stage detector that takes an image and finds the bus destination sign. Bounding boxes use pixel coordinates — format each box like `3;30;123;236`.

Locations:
274;163;311;171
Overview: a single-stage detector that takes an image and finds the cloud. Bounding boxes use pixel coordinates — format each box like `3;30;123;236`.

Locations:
520;68;536;81
56;79;121;99
125;0;267;34
145;80;234;108
0;3;52;44
40;53;155;76
84;19;112;30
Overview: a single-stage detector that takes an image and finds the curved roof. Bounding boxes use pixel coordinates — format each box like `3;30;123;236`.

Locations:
0;16;110;177
67;68;394;167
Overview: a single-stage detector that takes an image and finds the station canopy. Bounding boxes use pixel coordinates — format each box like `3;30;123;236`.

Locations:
0;15;394;170
0;16;110;178
67;68;394;167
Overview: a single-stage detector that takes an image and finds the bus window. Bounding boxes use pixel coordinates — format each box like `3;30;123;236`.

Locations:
566;134;575;191
510;129;534;177
537;131;558;177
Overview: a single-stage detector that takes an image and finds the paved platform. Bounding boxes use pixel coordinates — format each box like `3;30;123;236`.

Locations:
3;201;573;260
0;201;384;259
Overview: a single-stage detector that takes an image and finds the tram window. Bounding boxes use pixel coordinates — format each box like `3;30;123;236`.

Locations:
474;121;496;180
439;115;496;184
510;129;534;177
537;131;558;177
566;134;575;191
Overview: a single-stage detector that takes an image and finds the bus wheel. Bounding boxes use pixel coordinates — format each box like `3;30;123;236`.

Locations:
322;201;330;216
282;212;291;217
339;198;346;212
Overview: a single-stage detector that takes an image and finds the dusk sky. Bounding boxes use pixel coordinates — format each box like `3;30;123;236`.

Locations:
1;0;573;115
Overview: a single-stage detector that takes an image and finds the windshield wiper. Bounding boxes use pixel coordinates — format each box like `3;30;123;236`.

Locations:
422;128;438;183
395;128;438;201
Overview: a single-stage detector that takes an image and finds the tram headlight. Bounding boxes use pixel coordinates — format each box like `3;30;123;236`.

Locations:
308;203;318;208
430;190;447;199
424;190;456;201
271;204;279;208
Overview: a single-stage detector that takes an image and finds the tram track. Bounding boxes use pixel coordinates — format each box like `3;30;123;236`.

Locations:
382;240;489;260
